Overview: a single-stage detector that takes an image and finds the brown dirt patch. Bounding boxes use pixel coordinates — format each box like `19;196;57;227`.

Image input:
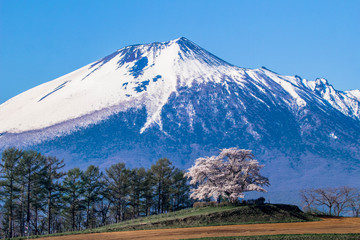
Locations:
37;217;360;240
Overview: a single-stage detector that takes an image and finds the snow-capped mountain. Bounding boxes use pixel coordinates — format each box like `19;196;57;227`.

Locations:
1;37;359;202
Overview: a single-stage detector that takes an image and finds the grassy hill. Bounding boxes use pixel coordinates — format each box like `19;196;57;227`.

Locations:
92;204;318;232
18;204;319;239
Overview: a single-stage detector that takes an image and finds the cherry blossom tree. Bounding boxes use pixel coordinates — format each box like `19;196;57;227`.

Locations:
184;148;269;203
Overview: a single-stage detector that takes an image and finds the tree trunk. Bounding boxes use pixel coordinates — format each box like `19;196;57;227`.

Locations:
9;179;13;239
117;201;121;223
120;202;124;221
48;190;52;234
72;203;76;231
157;181;161;214
20;185;25;236
27;169;31;233
86;200;90;228
47;165;52;235
34;204;39;235
136;200;139;218
77;212;81;230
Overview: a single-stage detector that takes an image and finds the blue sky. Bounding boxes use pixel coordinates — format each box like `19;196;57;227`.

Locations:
0;0;359;104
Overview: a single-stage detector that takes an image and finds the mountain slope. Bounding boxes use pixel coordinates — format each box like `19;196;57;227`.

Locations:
0;37;359;201
0;37;237;135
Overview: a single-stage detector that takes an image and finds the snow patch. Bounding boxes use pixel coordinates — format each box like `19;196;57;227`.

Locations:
329;132;338;139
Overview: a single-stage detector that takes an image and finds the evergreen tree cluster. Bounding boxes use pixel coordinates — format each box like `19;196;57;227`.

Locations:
0;148;191;239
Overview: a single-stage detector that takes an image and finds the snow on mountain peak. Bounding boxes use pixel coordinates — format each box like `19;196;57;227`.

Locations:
315;78;329;85
346;89;360;102
0;37;359;139
0;37;236;135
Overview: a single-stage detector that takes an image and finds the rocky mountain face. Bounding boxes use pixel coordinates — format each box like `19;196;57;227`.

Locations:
0;37;359;201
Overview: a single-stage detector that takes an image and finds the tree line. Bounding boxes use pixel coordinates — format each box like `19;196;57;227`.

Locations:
0;147;191;239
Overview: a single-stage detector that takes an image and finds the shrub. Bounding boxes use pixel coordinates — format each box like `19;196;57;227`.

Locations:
255;197;266;205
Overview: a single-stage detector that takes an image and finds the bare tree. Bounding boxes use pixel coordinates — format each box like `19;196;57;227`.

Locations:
313;188;338;215
300;189;317;212
333;186;355;216
348;189;360;217
301;187;358;216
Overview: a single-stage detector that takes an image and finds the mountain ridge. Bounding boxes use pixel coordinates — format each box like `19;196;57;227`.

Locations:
1;37;359;135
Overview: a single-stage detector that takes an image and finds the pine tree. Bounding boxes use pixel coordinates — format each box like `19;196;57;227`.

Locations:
16;166;27;236
19;150;46;236
95;183;112;226
141;169;154;216
171;168;191;211
0;147;22;238
151;158;174;214
105;163;130;222
62;168;84;231
31;176;46;235
81;165;102;229
43;156;65;234
129;167;145;218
